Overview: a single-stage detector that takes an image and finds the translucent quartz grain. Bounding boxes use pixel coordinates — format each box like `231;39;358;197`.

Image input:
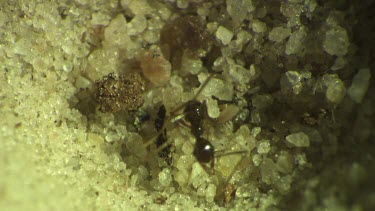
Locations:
281;70;306;95
206;98;220;118
206;184;217;202
127;15;147;36
252;154;262;166
323;26;349;56
216;26;234;45
269;27;291;42
251;20;267;33
91;12;111;26
104;14;127;47
177;0;189;9
252;94;273;109
322;74;346;104
348;68;371;103
158;168;172;187
226;0;254;22
260;158;279;185
257;140;271;154
180;52;203;75
128;0;153;16
276;151;294;174
200;75;234;101
285;28;307;55
286;132;310;147
331;57;347;71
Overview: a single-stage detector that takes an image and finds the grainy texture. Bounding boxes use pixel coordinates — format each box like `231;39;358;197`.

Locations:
95;73;145;112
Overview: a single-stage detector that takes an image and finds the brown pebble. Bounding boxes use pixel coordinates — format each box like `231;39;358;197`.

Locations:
160;15;214;57
138;49;171;86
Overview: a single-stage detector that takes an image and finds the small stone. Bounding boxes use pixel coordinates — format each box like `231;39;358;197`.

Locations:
323;26;349;56
217;104;239;123
280;1;302;18
175;169;189;187
138;48;171;86
349;163;366;185
275;175;292;194
331;57;347;71
228;61;252;84
250;109;262;124
260;158;279;185
158;168;173;187
87;48;120;79
285;27;307;55
207;22;219;34
276;151;294;174
268;27;291;42
234;124;251;141
295;153;308;169
212;57;229;72
180;51;203;75
75;75;92;89
158;5;172;21
232;109;250;131
216;26;234;45
104;14;128;47
127;15;147;36
105;131;120;142
190;162;207;188
128;0;154;16
236;183;259;199
205;184;217;202
252;154;262;166
226;0;254;22
137;165;149;182
251;127;262;137
286;132;310;147
255;6;267;18
285;70;302;85
348;68;371;103
91;12;111;26
288;0;303;3
252;94;273;109
217;153;243;178
176;0;189;9
199;74;234;101
126;133;147;159
251;20;267;33
197;2;212;17
142;30;159;44
257;140;271;154
280;70;307;95
306;0;318;12
197;184;206;196
160;15;214;56
176;155;194;171
249;64;261;80
322;74;346;104
181;142;194;155
13;38;32;55
206;98;220;118
237;30;252;44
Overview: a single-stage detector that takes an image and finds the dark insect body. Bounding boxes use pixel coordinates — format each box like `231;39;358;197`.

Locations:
149;74;246;205
154;105;173;165
150;75;217;168
183;100;215;168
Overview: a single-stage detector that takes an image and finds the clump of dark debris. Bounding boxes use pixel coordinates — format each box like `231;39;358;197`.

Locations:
95;72;145;113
